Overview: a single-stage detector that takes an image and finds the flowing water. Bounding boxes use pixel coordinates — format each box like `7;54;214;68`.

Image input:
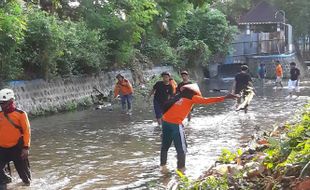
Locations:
6;79;310;190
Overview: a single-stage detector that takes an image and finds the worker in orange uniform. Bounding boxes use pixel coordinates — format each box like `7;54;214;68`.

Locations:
114;74;134;114
0;89;31;186
275;60;283;88
160;84;237;172
169;77;177;95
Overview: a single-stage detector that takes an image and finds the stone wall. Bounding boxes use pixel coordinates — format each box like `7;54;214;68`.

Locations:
9;66;173;115
247;53;307;79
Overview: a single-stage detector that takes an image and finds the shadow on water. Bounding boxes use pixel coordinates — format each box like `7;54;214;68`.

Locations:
7;79;310;190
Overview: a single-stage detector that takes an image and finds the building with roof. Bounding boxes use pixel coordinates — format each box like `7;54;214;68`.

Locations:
230;0;293;59
219;0;301;79
239;0;285;27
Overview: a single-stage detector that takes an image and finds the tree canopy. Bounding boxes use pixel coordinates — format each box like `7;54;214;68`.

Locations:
0;0;236;81
271;0;310;37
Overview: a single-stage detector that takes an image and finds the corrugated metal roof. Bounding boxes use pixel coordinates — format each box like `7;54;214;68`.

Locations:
238;1;285;25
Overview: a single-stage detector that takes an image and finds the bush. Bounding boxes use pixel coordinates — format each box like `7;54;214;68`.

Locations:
20;8;62;80
68;22;109;75
273;107;310;169
177;38;211;68
20;8;110;79
142;36;178;66
176;5;237;55
0;1;26;81
177;170;229;190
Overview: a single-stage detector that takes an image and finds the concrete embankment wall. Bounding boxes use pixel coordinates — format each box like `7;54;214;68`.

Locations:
247;53;307;79
9;66;173;115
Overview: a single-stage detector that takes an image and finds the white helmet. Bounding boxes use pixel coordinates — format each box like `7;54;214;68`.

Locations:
0;88;15;102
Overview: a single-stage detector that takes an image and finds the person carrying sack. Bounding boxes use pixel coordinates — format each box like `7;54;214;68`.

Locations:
232;65;254;113
0;89;31;186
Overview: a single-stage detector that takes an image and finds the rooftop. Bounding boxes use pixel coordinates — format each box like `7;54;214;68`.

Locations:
239;1;285;25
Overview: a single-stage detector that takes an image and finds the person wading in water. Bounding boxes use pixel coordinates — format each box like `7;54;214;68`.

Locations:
257;63;266;87
288;62;300;97
113;73;134;114
176;71;193;121
275;60;283;89
160;84;237;173
148;72;174;127
232;65;254;113
0;89;31;186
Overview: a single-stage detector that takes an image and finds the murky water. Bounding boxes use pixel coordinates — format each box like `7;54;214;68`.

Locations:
7;79;310;190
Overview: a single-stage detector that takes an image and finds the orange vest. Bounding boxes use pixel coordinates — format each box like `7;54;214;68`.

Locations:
0;110;31;148
114;79;134;97
170;79;177;94
276;65;283;77
163;95;225;124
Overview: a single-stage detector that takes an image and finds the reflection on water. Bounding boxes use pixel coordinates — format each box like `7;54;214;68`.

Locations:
7;80;310;190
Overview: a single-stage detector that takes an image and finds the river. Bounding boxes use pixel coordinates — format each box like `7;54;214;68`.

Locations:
6;79;310;190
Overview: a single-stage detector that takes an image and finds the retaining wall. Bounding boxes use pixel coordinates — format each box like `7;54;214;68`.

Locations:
247;53;307;79
9;66;173;115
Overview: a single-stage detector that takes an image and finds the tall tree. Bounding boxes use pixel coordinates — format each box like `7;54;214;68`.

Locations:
178;5;237;55
272;0;310;37
0;1;26;82
214;0;253;23
80;0;158;66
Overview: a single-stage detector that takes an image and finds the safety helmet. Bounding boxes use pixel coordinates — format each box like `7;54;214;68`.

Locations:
161;71;171;77
116;73;124;79
0;88;15;102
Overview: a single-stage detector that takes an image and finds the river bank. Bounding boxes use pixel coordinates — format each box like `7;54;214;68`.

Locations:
172;103;310;190
8;66;174;117
2;78;309;190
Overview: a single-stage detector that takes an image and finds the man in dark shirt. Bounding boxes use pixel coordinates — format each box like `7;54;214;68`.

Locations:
176;71;192;93
149;72;173;126
176;70;193;121
232;65;253;112
288;62;300;97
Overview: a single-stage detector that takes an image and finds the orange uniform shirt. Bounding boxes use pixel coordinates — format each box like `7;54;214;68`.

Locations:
170;79;177;94
114;79;134;97
163;95;225;124
0;110;31;148
276;65;283;77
